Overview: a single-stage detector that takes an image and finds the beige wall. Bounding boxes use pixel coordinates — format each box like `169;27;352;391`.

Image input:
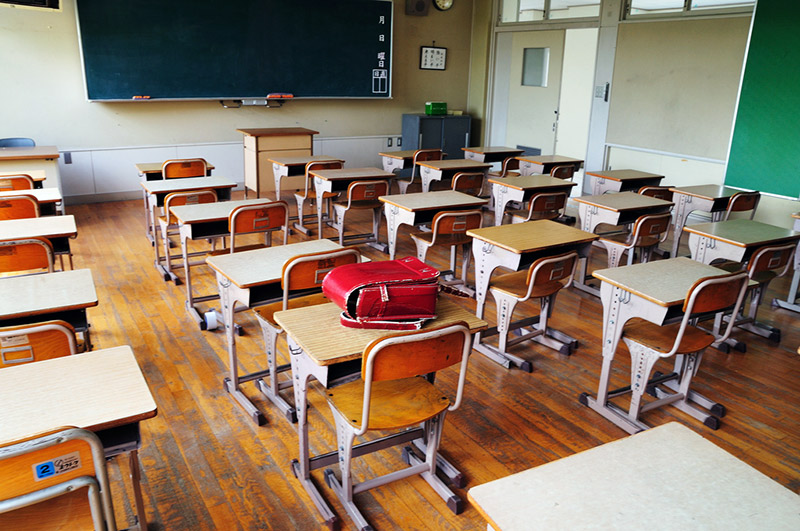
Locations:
1;0;476;149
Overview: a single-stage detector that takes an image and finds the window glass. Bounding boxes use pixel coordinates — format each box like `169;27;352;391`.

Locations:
522;47;549;87
690;0;755;11
549;0;601;20
629;0;684;16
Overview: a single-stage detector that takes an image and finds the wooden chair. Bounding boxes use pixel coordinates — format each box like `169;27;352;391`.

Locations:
253;247;361;423
0;174;35;191
397;149;443;194
508;191;569;224
330;180;389;248
597;212;672;268
0;427;117;531
0;238;54;277
409;210;483;290
638;185;673;201
451;171;486;198
488;251;580;371
161;158;209;179
0;194;39;220
293;160;343;235
721;191;760;221
227;200;289;252
0;320;77;367
550;165;575;180
324;322;473;530
487;156;520;179
157;189;218;275
617;271;749;430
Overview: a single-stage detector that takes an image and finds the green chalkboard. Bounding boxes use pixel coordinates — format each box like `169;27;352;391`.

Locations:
725;0;800;198
75;0;392;101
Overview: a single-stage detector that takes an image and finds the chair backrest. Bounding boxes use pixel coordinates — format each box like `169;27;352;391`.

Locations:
0;320;77;367
229;201;289;252
629;212;672;247
497;156;520;177
0;238;54;276
527;191;568;220
0;427;116;531
355;322;472;434
723;191;760;221
412;149;444;177
0;138;35;147
346;180;389;204
161;158;209;179
451;172;485;197
0;174;35;191
280;247;361;307
525;251;579;296
304;160;344;194
0;195;39;220
638;185;673;201
429;210;483;239
550;165;575;180
746;242;796;281
163;189;217;225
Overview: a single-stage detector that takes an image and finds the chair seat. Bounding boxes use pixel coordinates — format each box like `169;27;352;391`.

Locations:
331;199;383;210
408;231;471;247
254;292;329;327
295;190;339;200
623;318;716;354
714;260;744;273
598;233;661;248
0;487;95;530
327;376;450;430
488;171;520;178
489;269;564;299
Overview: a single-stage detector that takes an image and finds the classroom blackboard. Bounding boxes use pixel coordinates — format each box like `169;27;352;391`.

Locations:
725;0;800;198
75;0;392;101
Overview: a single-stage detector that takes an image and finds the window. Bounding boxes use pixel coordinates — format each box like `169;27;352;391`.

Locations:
522;48;549;86
501;0;600;24
627;0;755;18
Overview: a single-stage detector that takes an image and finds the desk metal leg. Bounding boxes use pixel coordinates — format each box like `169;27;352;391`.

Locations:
773;269;800;313
129;449;147;531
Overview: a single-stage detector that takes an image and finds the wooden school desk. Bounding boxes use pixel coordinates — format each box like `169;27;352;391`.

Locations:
379;190;488;260
378;149;417;173
774;212;800;313
273;299;487;528
489;174;577;226
461;146;524;163
584;169;665;196
468;422;800;531
467;221;597;369
574;191;673;235
579;257;727;434
683;219;800;266
0;145;61;190
415;159;491;193
515;154;583;176
309;166;395;238
0;346;158;531
268;155;344;202
205;239;346;425
0;187;63;216
168;198;277;330
0;214;77;269
140;176;235;281
668;184;740;257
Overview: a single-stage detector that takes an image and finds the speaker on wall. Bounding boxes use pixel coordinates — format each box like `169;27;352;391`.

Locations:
405;0;429;16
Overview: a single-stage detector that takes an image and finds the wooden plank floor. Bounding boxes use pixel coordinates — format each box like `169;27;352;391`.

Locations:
65;193;799;530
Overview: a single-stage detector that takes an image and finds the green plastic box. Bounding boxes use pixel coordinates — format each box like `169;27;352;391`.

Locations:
425;101;447;115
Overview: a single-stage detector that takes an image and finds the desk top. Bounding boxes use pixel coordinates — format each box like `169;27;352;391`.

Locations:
488;174;578;191
573;191;673;212
379;191;487;212
0;269;98;320
584;169;665;181
0;214;77;240
274;299;487;366
0;188;62;204
683;219;800;248
171;198;272;225
515;154;583;165
309;167;394;181
0;346;157;444
267;155;343;167
135;162;216;175
592;257;725;307
462;146;524;157
237;127;319;137
0;146;59;161
378;150;417;160
415;159;491;171
468;422;800;531
206;239;343;289
467;220;597;253
140;176;236;194
668;184;740;200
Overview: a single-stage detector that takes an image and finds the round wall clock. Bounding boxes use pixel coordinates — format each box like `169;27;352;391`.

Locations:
433;0;454;11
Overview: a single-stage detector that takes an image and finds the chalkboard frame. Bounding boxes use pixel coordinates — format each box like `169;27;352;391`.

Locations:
75;0;393;102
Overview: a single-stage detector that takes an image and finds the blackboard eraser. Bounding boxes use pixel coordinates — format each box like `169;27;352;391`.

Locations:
267;93;293;99
132;95;151;100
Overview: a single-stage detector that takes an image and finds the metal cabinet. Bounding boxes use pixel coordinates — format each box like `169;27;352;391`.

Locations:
401;114;471;159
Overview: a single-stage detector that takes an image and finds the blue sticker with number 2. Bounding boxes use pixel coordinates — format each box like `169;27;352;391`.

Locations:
36;462;55;479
